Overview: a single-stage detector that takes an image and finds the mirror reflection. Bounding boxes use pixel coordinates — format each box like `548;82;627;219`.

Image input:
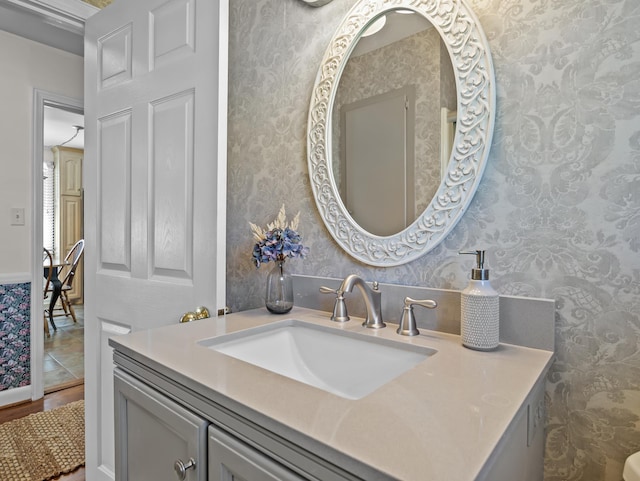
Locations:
331;10;456;236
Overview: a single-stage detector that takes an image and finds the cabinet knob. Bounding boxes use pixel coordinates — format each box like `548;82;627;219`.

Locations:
174;457;196;480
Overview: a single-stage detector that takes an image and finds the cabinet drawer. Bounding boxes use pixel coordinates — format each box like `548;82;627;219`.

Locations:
115;369;208;481
209;425;306;481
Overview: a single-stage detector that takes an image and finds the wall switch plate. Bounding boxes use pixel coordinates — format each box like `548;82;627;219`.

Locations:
11;208;25;226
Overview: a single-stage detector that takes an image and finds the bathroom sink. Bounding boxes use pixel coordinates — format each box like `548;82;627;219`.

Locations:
198;319;435;400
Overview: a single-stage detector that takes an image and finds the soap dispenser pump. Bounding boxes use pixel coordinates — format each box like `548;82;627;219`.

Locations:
459;250;499;351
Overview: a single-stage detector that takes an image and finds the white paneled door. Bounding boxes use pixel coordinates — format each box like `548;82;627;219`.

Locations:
83;0;228;479
343;89;413;236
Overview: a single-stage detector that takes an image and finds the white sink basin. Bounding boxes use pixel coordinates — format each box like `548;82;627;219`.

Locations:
198;320;436;400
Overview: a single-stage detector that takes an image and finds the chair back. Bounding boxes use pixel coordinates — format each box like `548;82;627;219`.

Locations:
60;239;85;289
43;248;54;297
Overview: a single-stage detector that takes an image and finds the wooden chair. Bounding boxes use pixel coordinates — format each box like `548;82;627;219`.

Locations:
43;248;54;337
46;239;85;324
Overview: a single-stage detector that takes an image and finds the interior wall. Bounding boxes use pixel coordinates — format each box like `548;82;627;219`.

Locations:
225;1;640;480
0;29;83;275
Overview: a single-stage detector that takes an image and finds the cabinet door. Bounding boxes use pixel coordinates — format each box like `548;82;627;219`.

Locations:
209;426;305;481
55;146;84;303
57;147;83;197
60;195;83;302
115;370;208;481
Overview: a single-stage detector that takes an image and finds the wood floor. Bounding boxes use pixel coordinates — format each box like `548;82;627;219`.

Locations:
0;384;86;481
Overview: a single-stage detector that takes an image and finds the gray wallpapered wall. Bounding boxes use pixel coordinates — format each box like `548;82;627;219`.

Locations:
225;1;640;480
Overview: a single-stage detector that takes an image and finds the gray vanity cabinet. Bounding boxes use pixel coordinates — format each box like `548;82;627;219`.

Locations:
115;368;307;481
114;370;208;481
112;326;549;481
208;426;304;481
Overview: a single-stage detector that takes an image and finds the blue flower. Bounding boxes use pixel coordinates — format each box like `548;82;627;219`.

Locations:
250;208;309;268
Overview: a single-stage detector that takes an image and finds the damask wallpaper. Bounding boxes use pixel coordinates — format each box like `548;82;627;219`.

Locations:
226;1;640;480
0;283;30;391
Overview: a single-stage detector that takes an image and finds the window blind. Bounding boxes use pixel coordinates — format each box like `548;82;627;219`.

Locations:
43;161;55;256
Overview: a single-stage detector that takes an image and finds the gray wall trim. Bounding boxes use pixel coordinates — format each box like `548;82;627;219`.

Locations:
293;274;555;351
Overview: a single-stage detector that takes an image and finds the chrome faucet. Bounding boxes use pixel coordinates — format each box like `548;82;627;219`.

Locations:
319;286;350;322
397;297;437;336
338;274;386;329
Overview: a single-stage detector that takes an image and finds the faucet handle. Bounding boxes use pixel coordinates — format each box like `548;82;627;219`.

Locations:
406;297;437;310
320;286;338;295
320;286;350;323
397;297;437;336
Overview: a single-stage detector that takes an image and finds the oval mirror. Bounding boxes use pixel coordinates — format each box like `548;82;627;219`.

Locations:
332;10;455;237
307;0;496;266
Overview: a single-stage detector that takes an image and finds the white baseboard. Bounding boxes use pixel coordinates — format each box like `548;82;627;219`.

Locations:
0;385;31;407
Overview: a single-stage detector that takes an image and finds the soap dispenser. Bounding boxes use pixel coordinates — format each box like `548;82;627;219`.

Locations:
459;250;499;351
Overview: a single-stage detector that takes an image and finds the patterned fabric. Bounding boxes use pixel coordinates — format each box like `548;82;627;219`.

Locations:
0;282;31;391
225;1;640;480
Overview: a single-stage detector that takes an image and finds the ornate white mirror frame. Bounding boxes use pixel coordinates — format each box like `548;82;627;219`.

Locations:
300;0;334;6
307;0;496;267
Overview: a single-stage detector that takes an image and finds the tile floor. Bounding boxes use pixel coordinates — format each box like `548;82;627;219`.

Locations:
43;305;84;390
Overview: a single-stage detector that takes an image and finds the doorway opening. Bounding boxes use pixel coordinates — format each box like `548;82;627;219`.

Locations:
33;90;85;397
43;106;85;392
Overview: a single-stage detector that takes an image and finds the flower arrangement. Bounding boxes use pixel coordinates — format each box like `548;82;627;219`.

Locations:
250;205;309;268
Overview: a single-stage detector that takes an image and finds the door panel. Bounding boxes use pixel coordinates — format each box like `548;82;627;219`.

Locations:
84;0;228;479
209;427;304;481
98;111;132;271
98;25;133;89
61;195;84;302
150;0;195;67
342;87;415;237
58;147;83;196
54;146;85;302
150;91;194;278
98;321;131;478
61;197;82;249
115;369;208;481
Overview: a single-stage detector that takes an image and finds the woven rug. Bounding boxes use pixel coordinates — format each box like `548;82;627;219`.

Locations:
0;400;85;481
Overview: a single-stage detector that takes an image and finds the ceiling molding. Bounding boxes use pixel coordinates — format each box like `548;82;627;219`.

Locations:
1;0;98;34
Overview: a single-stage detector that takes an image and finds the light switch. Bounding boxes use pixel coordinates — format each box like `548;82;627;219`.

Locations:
11;208;25;226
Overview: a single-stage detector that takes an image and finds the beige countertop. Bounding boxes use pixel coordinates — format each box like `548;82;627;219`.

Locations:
110;307;554;481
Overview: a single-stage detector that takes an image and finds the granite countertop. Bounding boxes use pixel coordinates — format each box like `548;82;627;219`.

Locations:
109;307;554;481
